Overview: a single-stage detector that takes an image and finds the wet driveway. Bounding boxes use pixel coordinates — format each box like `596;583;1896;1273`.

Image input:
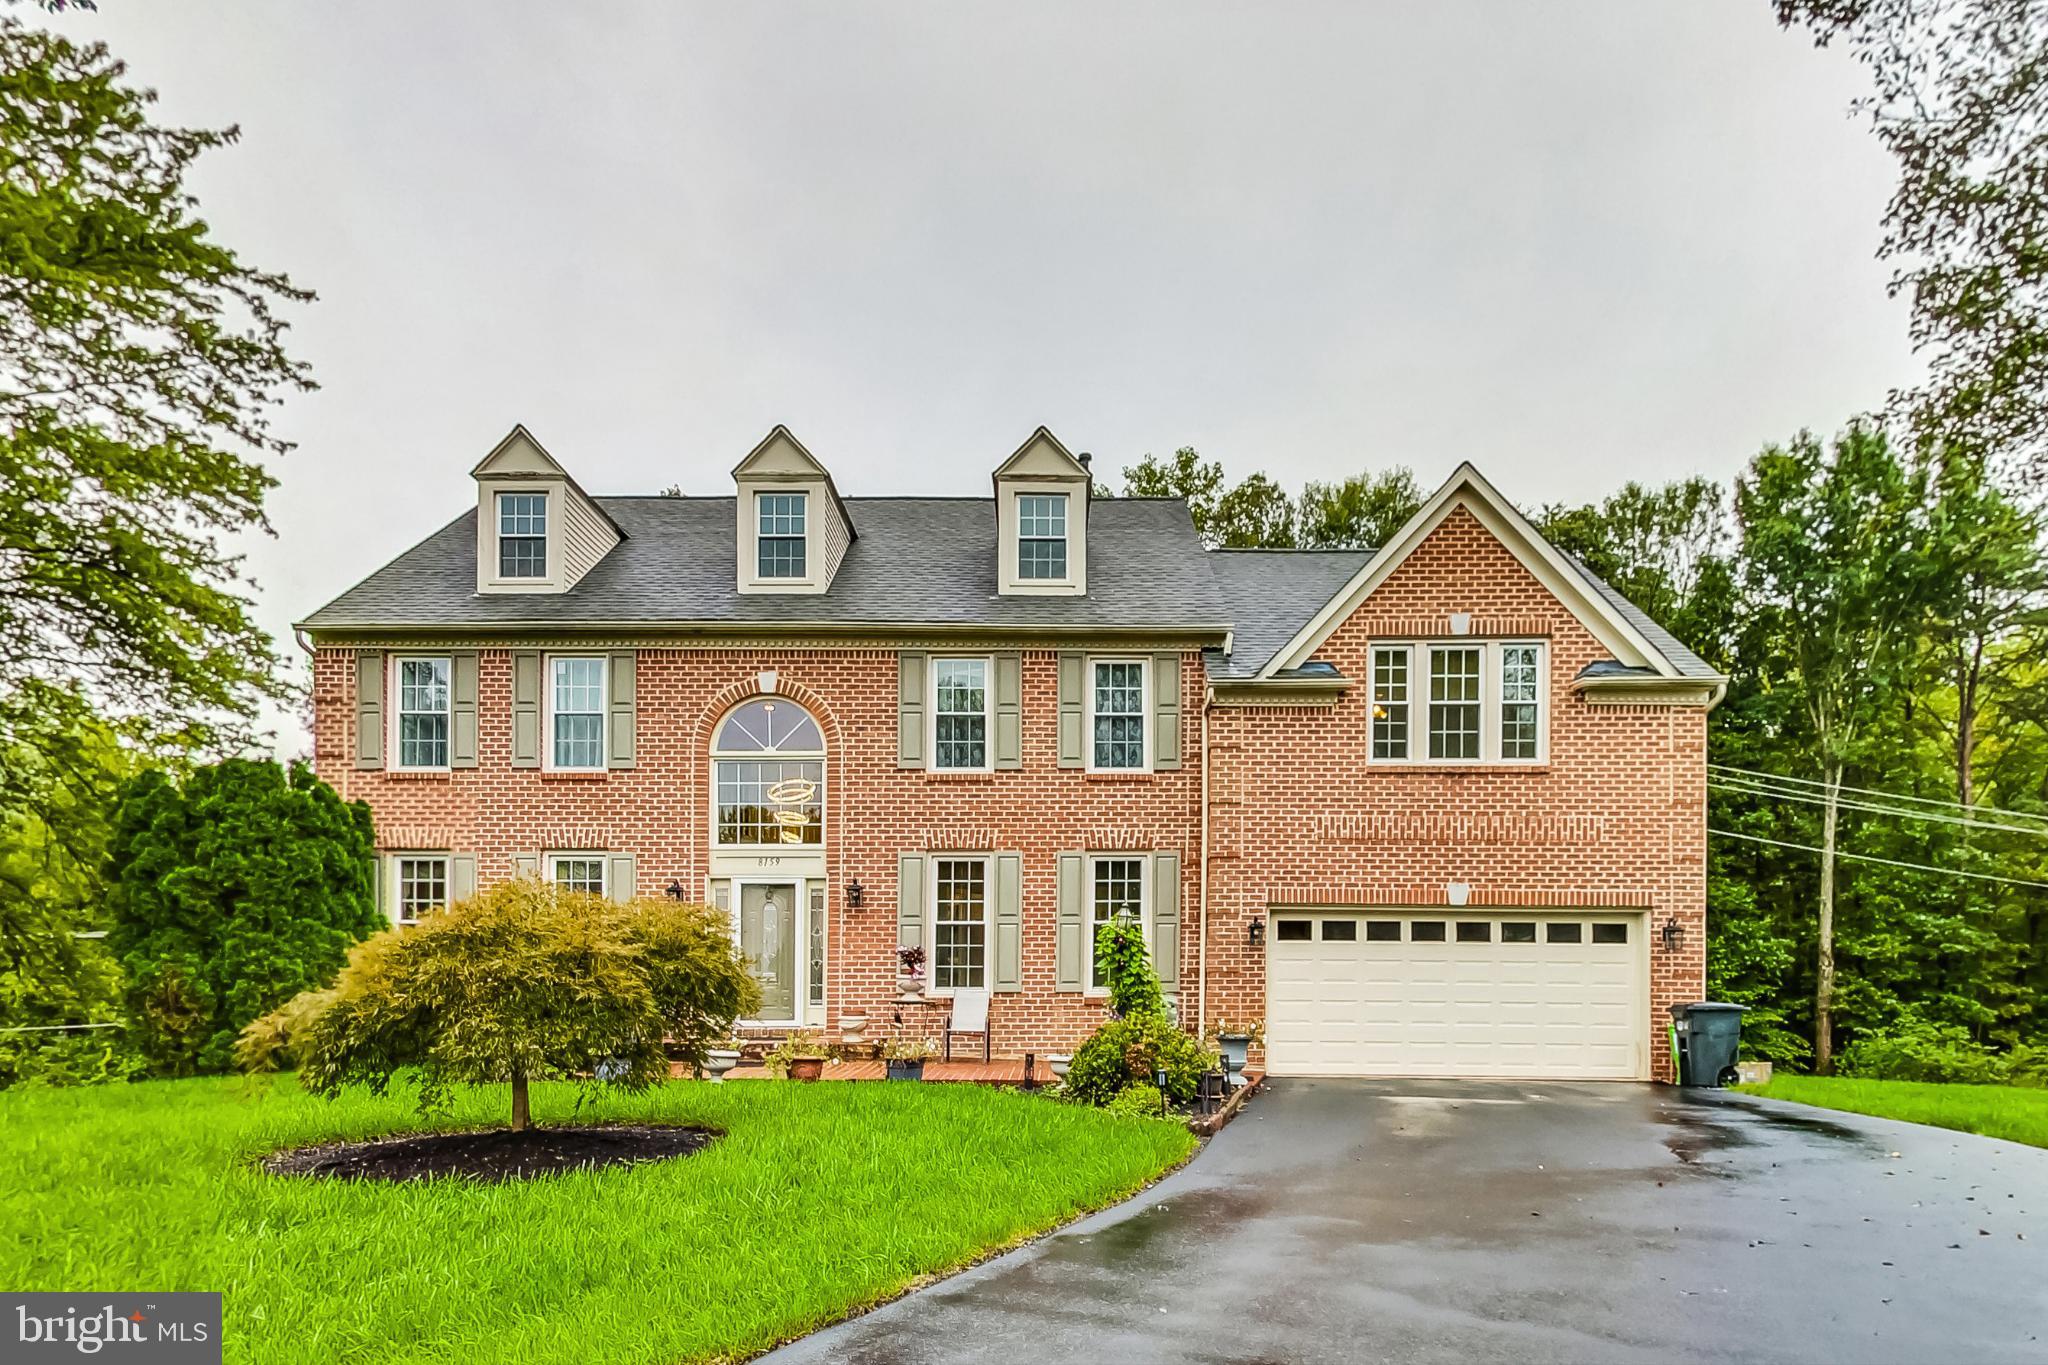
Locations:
769;1079;2048;1364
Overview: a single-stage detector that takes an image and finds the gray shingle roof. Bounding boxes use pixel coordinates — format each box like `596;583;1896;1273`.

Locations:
1566;557;1723;681
1203;548;1374;679
300;496;1230;632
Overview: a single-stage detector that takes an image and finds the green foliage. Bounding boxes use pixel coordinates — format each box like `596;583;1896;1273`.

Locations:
105;759;381;1075
1209;473;1297;548
1744;1074;2048;1150
1093;917;1164;1019
0;1075;1196;1362
762;1029;829;1076
231;986;335;1075
299;881;759;1128
1064;1012;1214;1107
1104;1083;1167;1118
1299;468;1424;550
0;20;310;774
1836;1020;2012;1086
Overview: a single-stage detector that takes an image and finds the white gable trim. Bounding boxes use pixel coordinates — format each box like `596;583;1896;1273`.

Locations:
732;425;834;482
992;426;1091;483
1259;462;1680;680
470;424;571;480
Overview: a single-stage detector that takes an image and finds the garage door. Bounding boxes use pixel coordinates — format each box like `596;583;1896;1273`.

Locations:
1265;912;1646;1079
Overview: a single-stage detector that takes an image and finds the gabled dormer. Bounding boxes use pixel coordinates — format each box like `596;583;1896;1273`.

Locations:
471;425;623;595
732;425;856;594
993;426;1090;596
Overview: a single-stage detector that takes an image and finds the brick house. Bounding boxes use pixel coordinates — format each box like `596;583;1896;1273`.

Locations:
301;424;1722;1080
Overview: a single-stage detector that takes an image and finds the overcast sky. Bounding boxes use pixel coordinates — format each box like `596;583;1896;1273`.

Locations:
67;2;1912;754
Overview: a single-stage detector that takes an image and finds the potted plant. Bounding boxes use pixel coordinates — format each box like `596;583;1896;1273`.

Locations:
765;1030;830;1081
896;945;927;998
838;1012;869;1042
1210;1019;1263;1087
702;1036;743;1083
1047;1052;1072;1081
883;1036;936;1081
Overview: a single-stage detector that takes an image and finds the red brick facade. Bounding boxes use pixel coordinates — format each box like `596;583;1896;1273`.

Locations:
311;505;1707;1079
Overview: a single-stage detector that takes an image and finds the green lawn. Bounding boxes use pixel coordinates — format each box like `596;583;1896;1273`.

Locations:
1740;1075;2048;1149
0;1075;1195;1364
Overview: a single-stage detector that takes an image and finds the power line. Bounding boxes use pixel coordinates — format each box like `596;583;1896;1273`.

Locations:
1709;776;2048;840
1708;762;2048;824
1711;827;2048;891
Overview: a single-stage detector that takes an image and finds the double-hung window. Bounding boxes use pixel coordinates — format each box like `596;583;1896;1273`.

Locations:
1369;641;1546;763
1088;856;1146;991
549;656;605;770
392;655;451;769
932;657;989;770
1091;658;1146;770
756;492;807;579
1428;646;1482;760
931;857;988;992
550;854;606;897
497;492;548;579
1017;494;1068;580
395;855;448;925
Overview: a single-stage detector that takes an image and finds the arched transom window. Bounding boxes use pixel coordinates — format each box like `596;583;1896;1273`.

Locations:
713;699;824;846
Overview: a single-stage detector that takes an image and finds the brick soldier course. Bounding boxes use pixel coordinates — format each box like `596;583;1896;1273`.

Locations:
303;425;1723;1080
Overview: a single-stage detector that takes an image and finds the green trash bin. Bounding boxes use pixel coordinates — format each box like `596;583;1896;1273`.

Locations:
1668;1002;1747;1087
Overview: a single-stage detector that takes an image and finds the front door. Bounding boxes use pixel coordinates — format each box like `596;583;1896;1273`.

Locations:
739;881;799;1023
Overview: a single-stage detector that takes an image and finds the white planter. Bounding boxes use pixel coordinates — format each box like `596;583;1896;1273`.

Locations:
704;1049;742;1082
896;976;925;999
1048;1053;1072;1080
839;1014;869;1040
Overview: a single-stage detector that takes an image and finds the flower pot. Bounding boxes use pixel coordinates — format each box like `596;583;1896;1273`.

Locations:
1218;1033;1251;1074
886;1059;926;1081
787;1056;826;1082
1047;1053;1072;1080
838;1014;869;1040
896;976;924;998
703;1049;741;1083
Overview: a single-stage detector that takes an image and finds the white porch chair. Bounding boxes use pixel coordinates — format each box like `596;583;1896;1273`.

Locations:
943;987;991;1063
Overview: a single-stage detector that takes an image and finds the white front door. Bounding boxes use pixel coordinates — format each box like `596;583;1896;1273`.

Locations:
1265;911;1647;1079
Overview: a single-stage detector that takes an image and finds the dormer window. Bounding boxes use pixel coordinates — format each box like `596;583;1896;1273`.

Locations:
756;492;808;579
1017;494;1068;580
497;492;548;579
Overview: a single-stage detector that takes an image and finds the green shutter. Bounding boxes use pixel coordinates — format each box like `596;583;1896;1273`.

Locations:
511;652;542;768
607;652;636;769
450;652;478;768
512;854;539;879
1152;653;1182;770
370;851;387;920
993;852;1022;992
608;852;636;902
898;653;926;768
993;652;1022;769
897;853;926;958
449;854;477;904
1151;851;1181;993
1055;851;1085;991
1056;653;1085;768
355;652;384;769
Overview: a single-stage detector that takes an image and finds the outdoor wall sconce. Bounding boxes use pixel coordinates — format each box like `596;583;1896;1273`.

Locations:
665;880;685;900
1661;915;1685;951
846;878;865;909
1248;917;1266;946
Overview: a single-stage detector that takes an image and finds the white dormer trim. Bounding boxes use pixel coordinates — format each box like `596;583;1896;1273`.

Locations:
471;425;622;597
994;426;1090;597
1258;462;1683;680
733;426;854;595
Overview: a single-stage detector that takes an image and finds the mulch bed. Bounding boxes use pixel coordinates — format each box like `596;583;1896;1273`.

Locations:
263;1123;718;1183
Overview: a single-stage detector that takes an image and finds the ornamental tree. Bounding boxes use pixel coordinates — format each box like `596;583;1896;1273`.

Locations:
298;882;759;1131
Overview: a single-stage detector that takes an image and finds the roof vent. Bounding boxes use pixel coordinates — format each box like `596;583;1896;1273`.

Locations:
1077;452;1093;471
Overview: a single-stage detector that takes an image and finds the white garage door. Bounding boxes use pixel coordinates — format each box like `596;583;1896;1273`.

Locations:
1266;912;1647;1080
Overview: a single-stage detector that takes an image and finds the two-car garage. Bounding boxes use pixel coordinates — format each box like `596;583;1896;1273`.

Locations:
1264;911;1648;1080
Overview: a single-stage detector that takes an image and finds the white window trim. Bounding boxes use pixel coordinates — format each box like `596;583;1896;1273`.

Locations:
1085;655;1150;774
389;852;451;926
926;853;992;998
998;482;1085;595
708;710;828;850
1367;644;1414;763
1084;852;1150;996
1015;491;1071;583
546;851;607;898
387;653;453;773
489;487;553;586
928;655;995;773
543;654;608;773
753;489;813;584
1366;640;1548;765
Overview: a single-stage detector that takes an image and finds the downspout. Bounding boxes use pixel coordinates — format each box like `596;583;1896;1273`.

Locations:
1196;686;1211;1037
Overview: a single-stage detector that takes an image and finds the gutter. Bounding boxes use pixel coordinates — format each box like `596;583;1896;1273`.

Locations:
295;619;1237;644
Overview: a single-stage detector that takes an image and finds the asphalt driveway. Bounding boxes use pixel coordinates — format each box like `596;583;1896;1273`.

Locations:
770;1079;2048;1364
